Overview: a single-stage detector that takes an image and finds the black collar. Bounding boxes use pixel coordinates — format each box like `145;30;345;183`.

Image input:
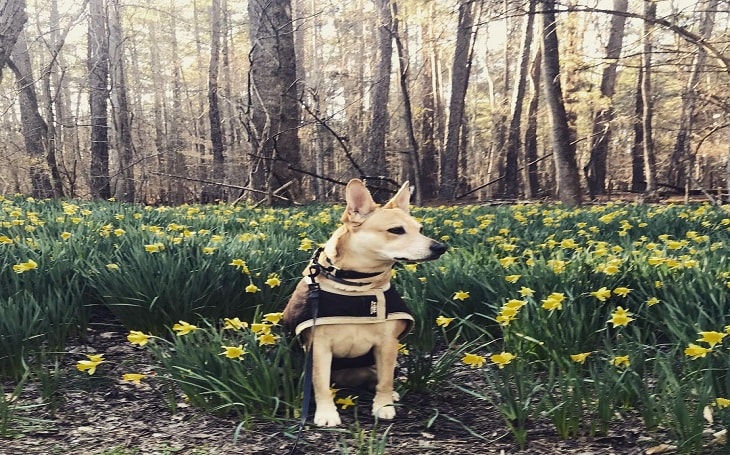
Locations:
310;247;386;286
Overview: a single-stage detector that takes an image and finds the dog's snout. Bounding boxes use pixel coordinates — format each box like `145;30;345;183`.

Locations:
430;242;448;257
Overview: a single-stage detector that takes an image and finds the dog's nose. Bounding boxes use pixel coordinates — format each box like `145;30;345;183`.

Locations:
430;242;448;256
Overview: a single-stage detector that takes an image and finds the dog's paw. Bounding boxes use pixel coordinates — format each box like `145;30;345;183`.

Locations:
314;408;342;427
372;402;396;420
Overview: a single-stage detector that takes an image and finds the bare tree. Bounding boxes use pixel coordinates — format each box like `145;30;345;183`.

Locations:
583;0;628;199
88;0;111;199
439;0;477;200
0;0;27;80
247;0;302;203
539;0;581;206
523;45;541;199
640;0;657;195
203;0;225;202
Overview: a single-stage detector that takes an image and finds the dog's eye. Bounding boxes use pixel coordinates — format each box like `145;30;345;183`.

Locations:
387;227;406;235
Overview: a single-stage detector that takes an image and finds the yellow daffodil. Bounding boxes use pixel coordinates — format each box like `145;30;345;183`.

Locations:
122;373;146;384
504;299;527;309
245;283;260;293
60;231;72;240
541;292;565;312
263;312;283;325
12;259;38;273
258;333;278;346
499;256;517;268
697;331;727;347
202;247;216;255
127;330;151;346
684;343;712;359
505;274;521;283
335;395;357;409
453;290;470;301
496;313;516;326
435;316;455;327
265;274;281;288
547;259;566;274
462;353;487;369
490;352;516;369
403;263;418;272
220;345;246;359
223;317;248;330
570;352;591;364
608;306;634;327
611;355;630;368
613;287;632;297
398;343;410;355
144;243;164;253
590;287;611;302
716;397;730;408
251;322;271;334
518;286;535;297
106;263;120;270
76;354;105;375
172;320;199;336
646;297;660;306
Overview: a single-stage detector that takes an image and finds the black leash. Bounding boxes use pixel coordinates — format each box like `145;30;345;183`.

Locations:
288;252;322;454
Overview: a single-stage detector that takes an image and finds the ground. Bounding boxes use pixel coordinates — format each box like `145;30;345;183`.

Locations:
0;327;701;455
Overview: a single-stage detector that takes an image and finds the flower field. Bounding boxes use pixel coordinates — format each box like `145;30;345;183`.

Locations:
1;195;730;453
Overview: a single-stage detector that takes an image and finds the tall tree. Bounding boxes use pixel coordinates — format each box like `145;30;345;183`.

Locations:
503;0;536;197
630;66;646;192
439;0;476;200
583;0;628;199
539;0;581;206
88;0;111;199
523;45;541;199
640;0;657;195
204;0;225;202
0;0;27;80
668;0;719;191
247;0;302;203
9;31;53;197
109;0;135;202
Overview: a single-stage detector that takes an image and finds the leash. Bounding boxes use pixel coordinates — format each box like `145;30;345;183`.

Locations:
288;252;322;455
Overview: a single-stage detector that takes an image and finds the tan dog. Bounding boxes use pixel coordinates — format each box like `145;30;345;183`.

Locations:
283;179;447;427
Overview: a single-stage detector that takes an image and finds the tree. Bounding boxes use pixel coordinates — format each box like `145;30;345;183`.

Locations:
583;0;628;199
503;0;536;198
247;0;302;203
640;0;657;195
539;0;581;206
523;45;541;198
108;0;135;202
0;0;27;80
88;0;111;200
203;0;225;202
439;0;477;200
9;31;53;197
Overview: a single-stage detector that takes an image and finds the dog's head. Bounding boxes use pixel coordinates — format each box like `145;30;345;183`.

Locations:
324;179;447;270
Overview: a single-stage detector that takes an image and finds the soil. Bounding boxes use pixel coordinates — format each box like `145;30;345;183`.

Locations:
0;326;705;455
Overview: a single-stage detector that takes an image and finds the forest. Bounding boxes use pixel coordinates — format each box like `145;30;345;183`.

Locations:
0;0;729;206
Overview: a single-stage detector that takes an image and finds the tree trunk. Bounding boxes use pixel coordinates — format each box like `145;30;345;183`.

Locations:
641;0;657;194
503;0;536;198
247;0;302;203
9;32;53;198
524;45;541;199
150;15;167;204
439;0;476;200
630;66;646;192
168;0;186;204
88;0;111;200
584;0;628;199
417;2;440;201
668;0;718;191
0;0;27;81
204;0;225;203
539;0;581;206
109;0;135;202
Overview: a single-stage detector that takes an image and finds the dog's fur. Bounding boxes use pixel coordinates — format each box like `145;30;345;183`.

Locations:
282;179;447;427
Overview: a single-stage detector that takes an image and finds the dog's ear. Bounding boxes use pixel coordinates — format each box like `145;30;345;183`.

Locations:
383;181;410;213
343;179;378;224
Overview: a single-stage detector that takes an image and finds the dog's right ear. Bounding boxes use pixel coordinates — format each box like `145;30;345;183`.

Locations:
343;179;378;224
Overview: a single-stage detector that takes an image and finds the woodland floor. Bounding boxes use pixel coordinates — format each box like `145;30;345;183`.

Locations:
0;324;725;455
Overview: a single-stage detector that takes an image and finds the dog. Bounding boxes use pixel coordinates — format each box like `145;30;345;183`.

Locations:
282;179;448;427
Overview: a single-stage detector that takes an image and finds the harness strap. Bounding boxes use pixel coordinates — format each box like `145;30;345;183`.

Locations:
311;247;385;287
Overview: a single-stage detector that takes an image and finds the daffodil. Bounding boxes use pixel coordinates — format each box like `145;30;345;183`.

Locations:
60;231;72;240
504;299;527;309
590;287;611;302
505;274;521;283
453;290;470;301
646;297;660;306
613;286;632;297
12;259;38;273
258;333;279;346
611;355;630;368
106;263;120;270
202;246;216;255
220;345;246;359
263;312;283;325
76;354;105;375
122;373;146;384
499;256;517;268
570;352;591;364
335;395;357;409
251;323;271;334
541;292;565;312
462;353;487;368
223;317;248;330
127;330;151;346
697;331;727;347
518;286;535;297
172;320;199;336
684;343;712;359
435;316;455;327
265;274;281;287
245;283;260;293
144;243;164;253
490;352;516;369
716;397;730;408
398;343;410;355
608;306;634;327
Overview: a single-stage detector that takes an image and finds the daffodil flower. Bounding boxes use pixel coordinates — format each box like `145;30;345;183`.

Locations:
611;355;630;368
76;354;105;375
263;312;283;325
453;290;470;301
257;333;278;346
697;331;727;347
220;345;246;359
172;320;199;336
245;283;260;293
122;373;146;384
335;395;357;409
490;352;516;369
608;306;634;327
462;353;487;369
613;286;632;297
716;397;730;408
435;316;455;327
590;287;611;302
541;292;565;312
265;274;281;288
223;317;248;330
127;330;151;346
570;352;591;364
684;343;712;359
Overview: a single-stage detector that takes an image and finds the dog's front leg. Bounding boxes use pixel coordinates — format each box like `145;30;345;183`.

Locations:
311;340;341;427
371;337;399;420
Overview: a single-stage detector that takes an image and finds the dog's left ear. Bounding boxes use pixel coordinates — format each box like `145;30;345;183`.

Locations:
383;181;411;214
344;179;378;224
